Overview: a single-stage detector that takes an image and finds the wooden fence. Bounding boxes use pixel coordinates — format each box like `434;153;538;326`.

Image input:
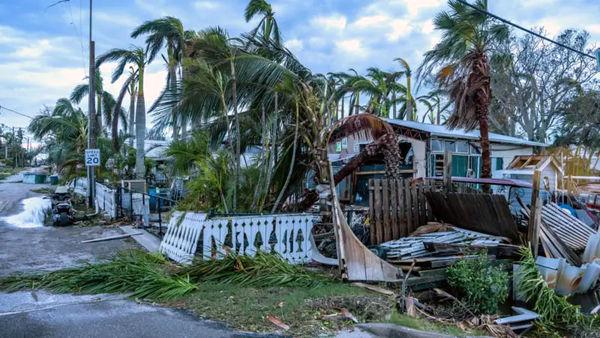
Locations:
368;178;432;245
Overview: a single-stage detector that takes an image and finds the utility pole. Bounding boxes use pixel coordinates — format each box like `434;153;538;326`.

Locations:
87;0;96;208
12;126;15;169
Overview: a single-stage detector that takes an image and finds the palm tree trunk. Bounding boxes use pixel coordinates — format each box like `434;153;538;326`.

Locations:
135;66;146;179
128;87;136;148
169;64;179;141
230;58;240;211
271;100;299;213
392;91;397;119
406;76;413;121
97;92;103;135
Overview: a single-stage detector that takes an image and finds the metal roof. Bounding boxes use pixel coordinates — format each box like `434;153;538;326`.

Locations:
384;119;548;147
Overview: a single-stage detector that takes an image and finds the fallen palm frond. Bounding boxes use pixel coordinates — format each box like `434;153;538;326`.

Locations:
516;247;600;334
181;252;328;288
0;250;197;301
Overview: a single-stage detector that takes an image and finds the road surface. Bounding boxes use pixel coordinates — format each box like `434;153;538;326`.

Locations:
0;175;274;338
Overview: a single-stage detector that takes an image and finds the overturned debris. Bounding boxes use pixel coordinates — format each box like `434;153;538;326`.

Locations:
373;223;508;262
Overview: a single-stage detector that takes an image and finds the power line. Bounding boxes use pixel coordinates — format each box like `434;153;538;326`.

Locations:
457;0;596;60
0;105;34;120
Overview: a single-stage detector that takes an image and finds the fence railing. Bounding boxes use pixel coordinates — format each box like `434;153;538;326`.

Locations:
368;178;433;245
70;178;176;237
159;211;318;265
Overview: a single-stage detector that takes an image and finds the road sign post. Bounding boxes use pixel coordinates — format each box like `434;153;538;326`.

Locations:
85;149;101;167
85;149;100;208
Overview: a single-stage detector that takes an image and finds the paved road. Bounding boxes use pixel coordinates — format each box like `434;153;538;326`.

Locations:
0;177;272;338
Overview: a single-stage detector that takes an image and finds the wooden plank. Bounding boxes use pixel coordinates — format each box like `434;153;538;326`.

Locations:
382;179;391;242
411;184;419;233
405;179;413;236
373;179;383;244
369;179;375;245
397;179;406;237
390;179;399;241
528;170;542;255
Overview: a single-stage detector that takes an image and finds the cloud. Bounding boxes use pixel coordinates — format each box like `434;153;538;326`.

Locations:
194;1;220;10
311;14;347;31
285;38;304;53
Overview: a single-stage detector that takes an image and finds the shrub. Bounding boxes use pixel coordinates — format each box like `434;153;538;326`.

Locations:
447;253;509;314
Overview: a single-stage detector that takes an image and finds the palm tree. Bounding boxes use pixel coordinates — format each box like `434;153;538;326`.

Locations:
131;16;185;140
70;70;115;138
97;46;150;178
419;0;509;179
244;0;281;45
395;58;415;120
28;98;88;176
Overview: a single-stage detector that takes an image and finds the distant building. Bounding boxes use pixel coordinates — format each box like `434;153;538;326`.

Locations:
495;155;564;191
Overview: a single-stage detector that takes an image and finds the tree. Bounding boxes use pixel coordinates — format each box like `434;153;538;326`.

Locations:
70;70;117;139
97;47;149;178
28;99;88;176
555;89;600;165
131;16;185;140
419;0;509;180
489;29;597;141
244;0;280;44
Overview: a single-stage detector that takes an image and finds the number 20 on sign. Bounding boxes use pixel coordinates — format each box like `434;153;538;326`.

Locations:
85;149;100;166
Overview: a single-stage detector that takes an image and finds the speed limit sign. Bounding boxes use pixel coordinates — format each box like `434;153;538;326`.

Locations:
85;149;101;166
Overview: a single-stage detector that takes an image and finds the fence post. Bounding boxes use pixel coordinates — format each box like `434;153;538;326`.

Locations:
129;190;133;220
158;198;163;237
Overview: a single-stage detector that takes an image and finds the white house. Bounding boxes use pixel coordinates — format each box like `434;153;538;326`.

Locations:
328;119;549;204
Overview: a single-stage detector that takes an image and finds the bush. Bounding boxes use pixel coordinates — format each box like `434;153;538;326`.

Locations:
447;253;509;314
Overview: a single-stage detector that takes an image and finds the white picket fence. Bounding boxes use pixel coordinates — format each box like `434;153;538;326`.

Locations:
70;179;149;224
95;183;118;219
159;212;318;265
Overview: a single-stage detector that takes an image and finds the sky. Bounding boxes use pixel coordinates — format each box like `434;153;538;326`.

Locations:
0;0;599;135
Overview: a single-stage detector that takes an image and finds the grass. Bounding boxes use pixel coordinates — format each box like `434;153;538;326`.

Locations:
0;250;197;301
166;281;389;337
0;167;18;181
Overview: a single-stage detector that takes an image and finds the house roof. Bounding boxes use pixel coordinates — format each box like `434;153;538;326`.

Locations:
384;119;548;147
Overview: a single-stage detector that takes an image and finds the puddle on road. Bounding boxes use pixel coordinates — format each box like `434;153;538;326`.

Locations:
1;197;51;228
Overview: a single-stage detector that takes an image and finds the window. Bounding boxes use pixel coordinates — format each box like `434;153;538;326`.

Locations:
456;141;469;153
444;141;455;152
495;157;504;170
431;139;443;152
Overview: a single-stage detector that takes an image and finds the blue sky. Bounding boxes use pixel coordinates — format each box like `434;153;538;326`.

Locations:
0;0;599;132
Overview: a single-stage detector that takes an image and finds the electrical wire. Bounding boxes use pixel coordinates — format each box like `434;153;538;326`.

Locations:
456;0;597;60
0;105;34;120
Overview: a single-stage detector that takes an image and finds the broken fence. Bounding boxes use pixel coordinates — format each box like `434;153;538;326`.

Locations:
368;178;433;245
159;212;318;265
71;179;169;233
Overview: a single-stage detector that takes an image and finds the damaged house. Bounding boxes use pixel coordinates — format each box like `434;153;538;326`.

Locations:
329;119;548;205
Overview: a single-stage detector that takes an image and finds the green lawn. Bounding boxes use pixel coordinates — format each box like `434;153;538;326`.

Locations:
166;282;391;337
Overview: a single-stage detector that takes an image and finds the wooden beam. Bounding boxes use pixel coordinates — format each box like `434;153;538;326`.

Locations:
443;150;452;191
528;169;542;255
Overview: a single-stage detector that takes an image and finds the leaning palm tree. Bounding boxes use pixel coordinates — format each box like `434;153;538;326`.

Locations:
245;0;280;45
131;16;185;140
419;0;509;179
28;98;88;176
70;70;116;137
97;46;149;178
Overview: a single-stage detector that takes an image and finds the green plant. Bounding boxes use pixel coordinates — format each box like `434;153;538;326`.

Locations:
0;250;197;301
447;253;509;314
516;247;600;335
181;252;328;288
